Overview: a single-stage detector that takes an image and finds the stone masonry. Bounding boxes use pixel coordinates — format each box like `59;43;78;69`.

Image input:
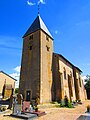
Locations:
19;15;86;103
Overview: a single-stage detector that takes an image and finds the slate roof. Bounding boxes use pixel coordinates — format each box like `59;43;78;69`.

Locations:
54;53;82;72
23;15;53;39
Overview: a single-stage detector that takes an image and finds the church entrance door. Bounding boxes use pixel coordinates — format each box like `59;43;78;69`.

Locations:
26;90;31;101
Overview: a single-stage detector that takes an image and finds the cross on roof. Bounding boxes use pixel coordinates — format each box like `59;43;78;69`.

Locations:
38;2;40;15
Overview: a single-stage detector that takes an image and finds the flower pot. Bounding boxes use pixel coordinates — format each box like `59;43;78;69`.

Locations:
35;109;38;112
35;107;38;112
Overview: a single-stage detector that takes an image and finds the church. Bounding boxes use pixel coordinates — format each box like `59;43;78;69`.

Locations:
19;15;87;103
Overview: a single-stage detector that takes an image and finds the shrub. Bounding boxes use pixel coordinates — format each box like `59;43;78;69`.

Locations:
60;100;65;107
60;100;74;108
87;105;90;109
2;107;6;111
34;107;38;112
87;105;90;112
67;102;74;108
15;88;19;94
0;106;6;111
0;107;2;112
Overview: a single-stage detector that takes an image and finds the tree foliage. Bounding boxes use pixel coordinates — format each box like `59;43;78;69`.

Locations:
85;75;90;90
15;88;19;94
85;75;90;99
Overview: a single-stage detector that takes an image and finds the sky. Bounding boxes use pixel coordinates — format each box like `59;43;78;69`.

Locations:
0;0;90;87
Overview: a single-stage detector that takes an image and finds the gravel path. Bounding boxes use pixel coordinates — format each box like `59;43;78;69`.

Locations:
0;100;90;120
35;100;90;120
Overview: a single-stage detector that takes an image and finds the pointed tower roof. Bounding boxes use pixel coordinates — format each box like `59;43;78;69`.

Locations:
23;15;53;39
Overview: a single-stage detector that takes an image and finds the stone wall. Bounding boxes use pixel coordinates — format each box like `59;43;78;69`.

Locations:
53;53;76;102
73;68;86;101
40;30;53;103
19;30;53;103
19;30;40;100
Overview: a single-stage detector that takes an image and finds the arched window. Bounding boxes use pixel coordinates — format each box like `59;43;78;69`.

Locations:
70;71;73;86
70;71;72;77
64;68;66;80
29;34;33;40
79;76;82;87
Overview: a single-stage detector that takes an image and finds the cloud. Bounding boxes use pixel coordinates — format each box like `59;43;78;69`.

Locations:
9;66;21;88
15;80;19;88
14;66;21;73
0;35;20;43
10;73;20;80
38;0;46;4
87;63;90;66
0;36;21;51
27;0;36;6
0;44;21;50
55;30;58;34
9;72;20;88
76;21;90;26
82;76;87;84
82;76;87;80
27;0;46;7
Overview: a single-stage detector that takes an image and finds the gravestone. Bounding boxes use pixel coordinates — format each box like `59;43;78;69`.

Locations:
22;101;30;112
17;94;23;104
12;94;23;114
9;95;13;109
14;104;21;114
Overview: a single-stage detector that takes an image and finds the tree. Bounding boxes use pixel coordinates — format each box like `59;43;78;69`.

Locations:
15;88;19;94
85;75;90;99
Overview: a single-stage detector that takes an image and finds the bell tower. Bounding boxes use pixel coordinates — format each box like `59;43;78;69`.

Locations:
19;15;53;103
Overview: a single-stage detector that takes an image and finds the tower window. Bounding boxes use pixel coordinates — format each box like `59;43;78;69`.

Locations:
29;35;33;40
46;46;50;51
46;35;49;41
29;46;32;50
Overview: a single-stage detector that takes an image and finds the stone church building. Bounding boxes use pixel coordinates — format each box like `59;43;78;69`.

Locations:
19;15;86;103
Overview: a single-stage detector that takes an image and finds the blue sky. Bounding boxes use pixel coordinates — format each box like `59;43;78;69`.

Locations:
0;0;90;87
